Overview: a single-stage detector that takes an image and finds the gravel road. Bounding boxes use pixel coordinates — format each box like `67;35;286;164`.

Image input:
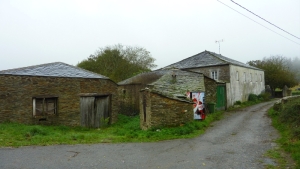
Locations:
0;101;279;169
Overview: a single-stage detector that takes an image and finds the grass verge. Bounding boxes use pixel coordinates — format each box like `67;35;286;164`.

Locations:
267;107;300;169
0;97;271;148
0;111;223;147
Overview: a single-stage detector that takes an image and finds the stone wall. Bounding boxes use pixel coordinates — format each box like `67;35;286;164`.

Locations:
0;75;119;126
187;65;230;82
118;84;147;116
140;90;193;130
273;95;300;111
150;70;205;97
204;76;217;104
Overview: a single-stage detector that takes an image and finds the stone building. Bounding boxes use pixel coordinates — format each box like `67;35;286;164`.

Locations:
0;62;119;127
163;50;265;107
118;69;218;130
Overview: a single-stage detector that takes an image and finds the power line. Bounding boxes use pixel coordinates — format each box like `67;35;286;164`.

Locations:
230;0;300;40
216;0;300;46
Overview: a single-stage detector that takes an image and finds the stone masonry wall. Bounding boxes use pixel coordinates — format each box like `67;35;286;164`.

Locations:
150;70;205;98
140;90;193;130
118;84;147;116
187;65;230;82
204;76;217;104
0;75;119;126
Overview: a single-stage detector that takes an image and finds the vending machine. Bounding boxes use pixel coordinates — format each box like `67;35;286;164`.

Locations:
188;92;206;120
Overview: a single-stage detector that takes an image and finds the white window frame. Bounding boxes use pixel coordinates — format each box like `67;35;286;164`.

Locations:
211;71;218;80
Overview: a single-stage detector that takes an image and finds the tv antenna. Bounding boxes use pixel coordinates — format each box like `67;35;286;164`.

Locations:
215;39;224;54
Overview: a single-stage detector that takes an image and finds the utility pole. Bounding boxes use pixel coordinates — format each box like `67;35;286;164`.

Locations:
215;39;224;54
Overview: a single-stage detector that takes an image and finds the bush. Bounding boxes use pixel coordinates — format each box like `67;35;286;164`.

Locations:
234;101;242;105
248;94;258;102
292;91;300;96
279;97;300;139
258;92;271;101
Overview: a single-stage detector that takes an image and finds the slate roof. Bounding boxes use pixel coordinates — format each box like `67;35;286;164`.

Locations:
0;62;109;79
163;50;262;70
118;69;167;85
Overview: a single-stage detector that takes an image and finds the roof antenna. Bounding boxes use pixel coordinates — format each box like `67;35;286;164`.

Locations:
215;39;224;54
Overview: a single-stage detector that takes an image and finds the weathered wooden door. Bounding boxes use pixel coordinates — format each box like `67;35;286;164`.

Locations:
80;96;110;128
216;85;226;110
94;96;109;128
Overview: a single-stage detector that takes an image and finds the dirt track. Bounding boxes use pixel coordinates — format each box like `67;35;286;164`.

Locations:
0;101;279;169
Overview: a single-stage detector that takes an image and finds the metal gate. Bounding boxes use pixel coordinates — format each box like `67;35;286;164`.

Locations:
216;85;226;110
80;95;110;128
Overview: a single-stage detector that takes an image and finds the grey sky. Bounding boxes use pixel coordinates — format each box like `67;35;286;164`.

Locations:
0;0;299;71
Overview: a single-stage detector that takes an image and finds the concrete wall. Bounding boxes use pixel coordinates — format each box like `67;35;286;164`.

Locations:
0;75;119;126
140;90;193;130
228;65;265;106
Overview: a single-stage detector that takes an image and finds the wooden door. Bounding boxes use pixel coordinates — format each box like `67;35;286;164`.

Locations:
80;96;110;128
216;85;226;110
95;96;110;128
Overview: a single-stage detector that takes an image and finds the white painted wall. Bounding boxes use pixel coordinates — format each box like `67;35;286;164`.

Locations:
228;65;265;106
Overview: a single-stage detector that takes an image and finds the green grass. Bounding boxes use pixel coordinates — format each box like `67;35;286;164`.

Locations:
267;108;300;169
0;111;223;147
0;96;270;148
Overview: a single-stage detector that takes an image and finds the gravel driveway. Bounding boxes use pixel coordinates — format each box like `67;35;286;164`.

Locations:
0;101;279;169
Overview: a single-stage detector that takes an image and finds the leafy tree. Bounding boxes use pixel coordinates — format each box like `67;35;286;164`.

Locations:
247;55;298;95
77;44;156;82
287;57;300;82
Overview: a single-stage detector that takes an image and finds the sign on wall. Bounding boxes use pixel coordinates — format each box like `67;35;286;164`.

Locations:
187;92;206;120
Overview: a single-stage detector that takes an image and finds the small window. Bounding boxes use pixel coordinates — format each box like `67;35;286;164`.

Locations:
33;97;58;116
244;72;246;82
250;73;252;82
236;71;239;81
260;74;262;82
255;73;257;82
211;71;218;80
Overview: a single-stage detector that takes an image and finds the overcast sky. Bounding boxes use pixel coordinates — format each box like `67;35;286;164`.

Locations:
0;0;299;70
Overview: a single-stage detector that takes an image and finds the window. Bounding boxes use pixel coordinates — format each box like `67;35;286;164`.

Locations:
260;74;262;82
244;72;246;82
236;71;239;81
250;73;252;82
33;97;58;116
211;71;218;80
255;73;257;82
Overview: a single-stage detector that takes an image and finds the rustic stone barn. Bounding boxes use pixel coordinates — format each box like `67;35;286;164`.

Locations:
163;50;265;107
119;69;218;130
0;62;119;127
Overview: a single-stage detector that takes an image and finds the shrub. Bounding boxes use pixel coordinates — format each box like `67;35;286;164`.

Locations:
234;101;242;105
292;91;300;96
279;97;300;139
258;92;271;101
248;94;258;102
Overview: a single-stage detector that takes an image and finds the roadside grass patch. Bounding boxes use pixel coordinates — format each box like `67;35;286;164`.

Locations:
0;111;223;147
267;99;300;169
0;98;268;148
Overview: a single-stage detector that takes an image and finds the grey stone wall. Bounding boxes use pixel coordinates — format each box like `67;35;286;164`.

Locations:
118;84;147;116
0;75;119;126
150;70;205;98
187;65;230;82
140;90;193;130
204;76;217;104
